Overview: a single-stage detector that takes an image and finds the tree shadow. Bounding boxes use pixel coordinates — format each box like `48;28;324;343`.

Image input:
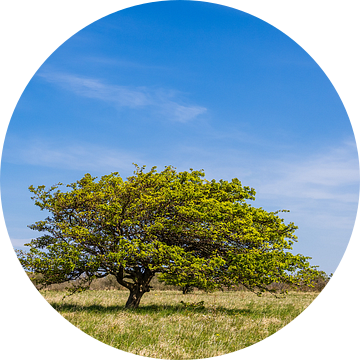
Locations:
49;301;258;317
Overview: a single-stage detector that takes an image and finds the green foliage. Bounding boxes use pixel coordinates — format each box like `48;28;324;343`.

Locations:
17;164;320;308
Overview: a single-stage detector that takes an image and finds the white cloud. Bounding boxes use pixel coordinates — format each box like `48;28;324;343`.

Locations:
160;101;208;123
10;238;33;248
256;142;359;203
146;138;359;206
40;72;151;107
37;71;207;123
6;139;143;173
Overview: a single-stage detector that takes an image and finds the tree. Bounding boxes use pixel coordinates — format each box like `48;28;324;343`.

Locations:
17;165;320;308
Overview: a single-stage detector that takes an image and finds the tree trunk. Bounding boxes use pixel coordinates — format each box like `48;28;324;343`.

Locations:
116;266;154;309
182;284;194;294
125;288;145;309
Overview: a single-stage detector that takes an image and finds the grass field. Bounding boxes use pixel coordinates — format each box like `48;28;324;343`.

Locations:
43;290;319;359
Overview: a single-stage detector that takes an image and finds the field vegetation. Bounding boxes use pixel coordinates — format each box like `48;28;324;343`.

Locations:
42;287;320;359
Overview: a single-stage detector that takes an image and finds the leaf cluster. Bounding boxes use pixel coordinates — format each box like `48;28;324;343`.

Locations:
17;165;320;296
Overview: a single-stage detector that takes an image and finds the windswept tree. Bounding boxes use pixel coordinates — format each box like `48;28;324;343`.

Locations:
17;165;320;308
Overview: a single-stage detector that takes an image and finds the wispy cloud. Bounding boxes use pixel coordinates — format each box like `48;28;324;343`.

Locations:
10;238;33;248
5;139;143;173
39;72;151;107
37;71;207;123
256;141;359;203
176;141;359;203
159;100;208;123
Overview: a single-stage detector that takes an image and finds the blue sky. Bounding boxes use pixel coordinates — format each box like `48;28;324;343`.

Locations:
1;1;358;275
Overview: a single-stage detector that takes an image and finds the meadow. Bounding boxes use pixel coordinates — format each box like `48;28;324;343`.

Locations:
42;289;319;359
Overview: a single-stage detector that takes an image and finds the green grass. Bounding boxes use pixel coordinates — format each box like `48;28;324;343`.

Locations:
43;290;319;359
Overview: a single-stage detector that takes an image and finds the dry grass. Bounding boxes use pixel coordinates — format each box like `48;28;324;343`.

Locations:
43;290;319;359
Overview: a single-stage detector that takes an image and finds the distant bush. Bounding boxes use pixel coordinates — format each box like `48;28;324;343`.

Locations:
26;271;331;293
26;273;180;292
